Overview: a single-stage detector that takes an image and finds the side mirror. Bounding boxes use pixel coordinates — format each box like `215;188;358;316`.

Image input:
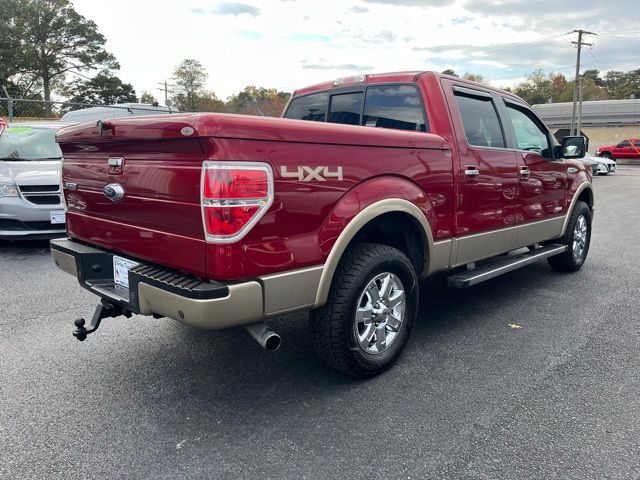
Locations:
557;136;587;159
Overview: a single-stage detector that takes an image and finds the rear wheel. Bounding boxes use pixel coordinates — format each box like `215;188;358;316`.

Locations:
310;243;418;377
547;201;591;272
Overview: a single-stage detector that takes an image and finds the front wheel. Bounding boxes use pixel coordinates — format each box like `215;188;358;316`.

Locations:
547;201;592;272
310;243;418;377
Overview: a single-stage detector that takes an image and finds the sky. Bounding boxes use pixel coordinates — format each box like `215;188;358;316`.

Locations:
72;0;640;103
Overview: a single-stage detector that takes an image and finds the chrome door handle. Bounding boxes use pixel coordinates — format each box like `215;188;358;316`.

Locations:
520;167;531;177
567;167;578;174
464;166;480;176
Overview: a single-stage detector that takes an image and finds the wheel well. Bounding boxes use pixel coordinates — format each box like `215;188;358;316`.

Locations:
350;212;426;275
577;187;594;211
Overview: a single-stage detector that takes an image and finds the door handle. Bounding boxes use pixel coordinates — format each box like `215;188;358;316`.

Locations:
567;167;578;174
464;166;480;177
520;167;531;178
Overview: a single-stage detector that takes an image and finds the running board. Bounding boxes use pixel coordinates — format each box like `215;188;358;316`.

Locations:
447;244;567;288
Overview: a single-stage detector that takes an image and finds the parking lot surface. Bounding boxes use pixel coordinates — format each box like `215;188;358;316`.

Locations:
1;167;639;480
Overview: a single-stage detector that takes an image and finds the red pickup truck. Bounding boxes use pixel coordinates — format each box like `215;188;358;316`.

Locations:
50;72;593;377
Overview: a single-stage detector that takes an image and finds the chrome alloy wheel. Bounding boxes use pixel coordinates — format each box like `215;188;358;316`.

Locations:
354;272;406;354
573;215;588;260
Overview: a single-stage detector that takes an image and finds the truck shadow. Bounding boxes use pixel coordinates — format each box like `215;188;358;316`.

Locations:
94;260;561;415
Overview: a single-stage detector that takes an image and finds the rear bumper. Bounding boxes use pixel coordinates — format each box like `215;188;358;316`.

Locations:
50;238;324;329
50;238;263;329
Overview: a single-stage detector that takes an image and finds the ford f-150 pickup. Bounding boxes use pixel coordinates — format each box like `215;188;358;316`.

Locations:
50;72;594;377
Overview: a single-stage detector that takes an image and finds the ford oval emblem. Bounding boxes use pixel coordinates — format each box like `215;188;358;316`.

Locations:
103;183;125;202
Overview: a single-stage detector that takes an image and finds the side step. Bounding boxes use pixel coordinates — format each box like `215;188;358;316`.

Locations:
447;244;567;288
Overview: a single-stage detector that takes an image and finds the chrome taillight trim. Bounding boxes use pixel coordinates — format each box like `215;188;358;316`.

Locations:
200;161;274;244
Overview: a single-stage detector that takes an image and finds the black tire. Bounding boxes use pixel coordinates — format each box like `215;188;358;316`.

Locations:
547;201;592;272
599;152;613;160
310;243;419;377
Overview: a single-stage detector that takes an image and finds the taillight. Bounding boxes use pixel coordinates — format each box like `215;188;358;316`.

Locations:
201;161;273;243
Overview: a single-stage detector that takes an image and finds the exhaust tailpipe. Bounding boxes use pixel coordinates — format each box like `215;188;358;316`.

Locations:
245;323;281;351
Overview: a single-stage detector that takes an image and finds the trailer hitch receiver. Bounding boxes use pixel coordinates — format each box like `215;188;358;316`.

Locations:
73;300;132;341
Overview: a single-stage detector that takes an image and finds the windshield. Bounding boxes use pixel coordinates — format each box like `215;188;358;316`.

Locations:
0;126;62;161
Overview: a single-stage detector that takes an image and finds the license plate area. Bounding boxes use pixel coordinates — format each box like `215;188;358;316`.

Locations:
113;255;139;288
50;210;66;224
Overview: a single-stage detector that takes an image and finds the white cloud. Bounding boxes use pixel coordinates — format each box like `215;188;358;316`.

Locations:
70;0;638;102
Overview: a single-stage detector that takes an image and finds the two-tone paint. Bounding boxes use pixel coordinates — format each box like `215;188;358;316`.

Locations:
56;72;593;314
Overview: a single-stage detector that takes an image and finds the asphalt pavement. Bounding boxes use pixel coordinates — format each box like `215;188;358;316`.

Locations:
1;167;639;479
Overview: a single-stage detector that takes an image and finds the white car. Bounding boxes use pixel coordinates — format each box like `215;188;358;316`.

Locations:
581;152;616;176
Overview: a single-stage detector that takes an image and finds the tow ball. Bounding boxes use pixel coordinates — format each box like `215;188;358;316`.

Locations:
73;301;132;341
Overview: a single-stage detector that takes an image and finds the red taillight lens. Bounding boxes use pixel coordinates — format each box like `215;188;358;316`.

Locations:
201;162;273;243
204;206;260;236
204;168;268;199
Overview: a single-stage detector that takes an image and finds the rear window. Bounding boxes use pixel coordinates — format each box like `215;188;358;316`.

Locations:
284;92;328;122
329;92;363;126
285;83;429;132
363;85;427;132
0;126;62;161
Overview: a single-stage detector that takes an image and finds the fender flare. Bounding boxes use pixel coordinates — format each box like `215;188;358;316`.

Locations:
313;196;451;308
561;181;594;236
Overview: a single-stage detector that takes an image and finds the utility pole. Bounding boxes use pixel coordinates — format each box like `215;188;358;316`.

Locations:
157;80;174;106
576;76;584;136
570;29;595;136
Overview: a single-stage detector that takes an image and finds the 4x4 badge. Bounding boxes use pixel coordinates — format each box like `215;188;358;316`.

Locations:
280;166;343;182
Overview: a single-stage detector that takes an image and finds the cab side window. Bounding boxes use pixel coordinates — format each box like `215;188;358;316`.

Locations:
284;92;329;122
454;92;505;148
505;103;552;159
617;140;631;147
328;92;363;126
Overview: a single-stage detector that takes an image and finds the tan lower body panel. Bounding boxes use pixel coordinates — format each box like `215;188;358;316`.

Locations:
452;216;565;267
510;216;564;250
260;266;323;317
137;281;263;330
51;249;78;277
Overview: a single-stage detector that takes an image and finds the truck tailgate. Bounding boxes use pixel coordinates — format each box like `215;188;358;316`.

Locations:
57;118;206;277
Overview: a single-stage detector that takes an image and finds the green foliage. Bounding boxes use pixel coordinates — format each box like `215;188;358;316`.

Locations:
462;72;490;85
139;91;158;105
170;59;210;111
0;0;118;102
441;69;458;77
513;69;610;105
63;71;137;105
603;69;640;99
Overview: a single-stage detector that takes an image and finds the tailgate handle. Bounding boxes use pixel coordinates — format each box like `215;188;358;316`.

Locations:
108;157;123;167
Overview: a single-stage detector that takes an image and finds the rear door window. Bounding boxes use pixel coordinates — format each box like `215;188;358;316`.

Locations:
328;92;363;126
363;85;428;132
284;92;329;122
453;92;505;148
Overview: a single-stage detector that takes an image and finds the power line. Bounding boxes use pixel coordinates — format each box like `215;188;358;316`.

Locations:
430;33;571;67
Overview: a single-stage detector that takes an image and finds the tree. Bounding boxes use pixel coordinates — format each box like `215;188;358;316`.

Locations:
63;71;137;105
225;86;290;115
139;91;158;105
170;59;208;111
441;69;458;77
462;72;489;84
0;0;118;107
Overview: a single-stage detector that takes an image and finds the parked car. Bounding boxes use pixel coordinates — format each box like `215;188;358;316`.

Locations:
50;72;593;377
583;152;616;175
596;138;640;160
0;122;69;240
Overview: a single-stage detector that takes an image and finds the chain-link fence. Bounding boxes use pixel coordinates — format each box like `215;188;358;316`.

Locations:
0;97;288;124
